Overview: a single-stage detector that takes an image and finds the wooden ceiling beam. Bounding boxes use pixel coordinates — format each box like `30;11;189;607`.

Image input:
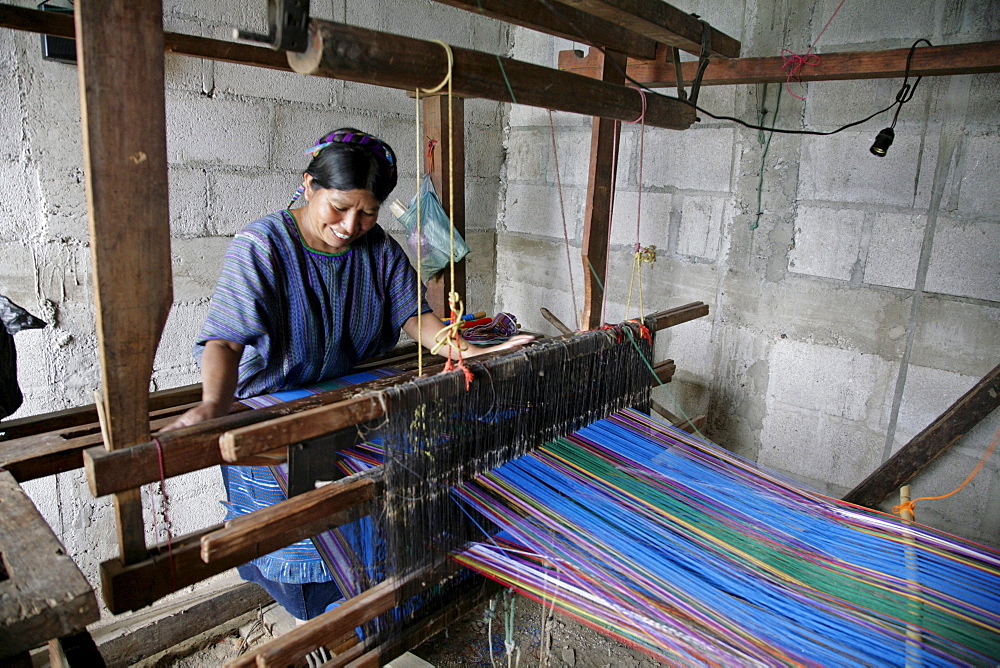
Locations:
559;40;1000;87
554;0;740;58
431;0;659;61
288;19;695;130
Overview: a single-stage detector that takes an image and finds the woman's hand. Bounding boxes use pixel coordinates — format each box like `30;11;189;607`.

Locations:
403;314;535;361
160;400;228;432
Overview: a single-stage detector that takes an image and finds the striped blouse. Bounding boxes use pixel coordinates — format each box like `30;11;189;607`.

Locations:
197;210;428;583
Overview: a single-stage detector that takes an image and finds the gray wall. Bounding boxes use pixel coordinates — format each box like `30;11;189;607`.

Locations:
498;0;1000;547
1;0;508;616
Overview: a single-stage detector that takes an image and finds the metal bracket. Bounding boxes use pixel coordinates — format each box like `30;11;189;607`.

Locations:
235;0;310;52
286;426;355;498
688;19;713;107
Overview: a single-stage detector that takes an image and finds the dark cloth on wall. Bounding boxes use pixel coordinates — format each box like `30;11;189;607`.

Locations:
0;295;46;420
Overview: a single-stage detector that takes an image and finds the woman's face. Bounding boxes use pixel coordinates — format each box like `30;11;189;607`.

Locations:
297;174;380;253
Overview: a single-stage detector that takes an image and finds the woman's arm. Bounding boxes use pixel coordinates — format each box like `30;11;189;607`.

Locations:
402;313;534;360
160;339;244;431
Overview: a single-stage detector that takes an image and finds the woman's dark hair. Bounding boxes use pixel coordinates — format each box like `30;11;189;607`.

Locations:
304;128;398;203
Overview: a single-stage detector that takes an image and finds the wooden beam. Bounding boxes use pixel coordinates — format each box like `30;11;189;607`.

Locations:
650;301;709;330
0;471;99;657
47;631;106;668
422;94;467;318
843;363;1000;509
652;359;676;384
559;40;1000;87
287;19;695;130
200;473;378;563
0;384;201;441
429;0;658;61
581;49;626;330
555;0;740;58
0;3;290;71
76;0;172;565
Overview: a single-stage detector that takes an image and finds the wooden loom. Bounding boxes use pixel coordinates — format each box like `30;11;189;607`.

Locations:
1;0;1000;664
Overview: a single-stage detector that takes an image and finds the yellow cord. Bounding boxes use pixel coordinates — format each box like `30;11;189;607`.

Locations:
415;40;467;369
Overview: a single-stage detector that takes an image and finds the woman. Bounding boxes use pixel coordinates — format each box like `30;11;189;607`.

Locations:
164;128;533;621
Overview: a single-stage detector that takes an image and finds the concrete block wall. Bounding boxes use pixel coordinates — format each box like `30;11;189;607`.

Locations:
497;0;1000;547
0;0;508;619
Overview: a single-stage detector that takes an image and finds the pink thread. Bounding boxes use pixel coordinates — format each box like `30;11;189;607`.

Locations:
548;110;580;331
780;0;847;100
152;437;177;584
626;86;647;125
626;87;647;249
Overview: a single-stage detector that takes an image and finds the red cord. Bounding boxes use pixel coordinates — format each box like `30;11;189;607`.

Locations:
152;437;177;586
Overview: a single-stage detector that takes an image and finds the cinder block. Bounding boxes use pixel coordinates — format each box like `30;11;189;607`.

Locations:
341;80;411;119
644;126;735;192
864;212;925;289
506;127;591;186
154;300;211;375
804;78;904;130
0;161;34;242
169;167;209;238
510;26;558;68
812;0;936;47
495;234;581;331
465;175;501;232
271;106;374;171
799;130;939;207
466;123;506;181
956;132;1000;216
891;365;980;451
170;237;231;302
610;190;672;248
968;74;1000;127
910;297;1000;377
166;94;272;168
164;52;206;93
0;63;23;162
767;338;895;422
208;170;295;236
215;61;335;106
643;255;719;307
788;205;864;280
33;241;91;307
504;182;584;240
924;216;1000;302
510;105;590;129
759;406;884;490
677;195;727;261
167;0;259;28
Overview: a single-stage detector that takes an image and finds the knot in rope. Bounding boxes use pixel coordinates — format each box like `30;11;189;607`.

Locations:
780;49;821;100
892;499;917;518
434;292;474;390
635;244;657;265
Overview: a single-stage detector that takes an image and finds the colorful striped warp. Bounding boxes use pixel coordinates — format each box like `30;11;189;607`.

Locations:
452;409;1000;666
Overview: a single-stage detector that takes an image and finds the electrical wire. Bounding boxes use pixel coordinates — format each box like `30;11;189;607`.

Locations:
536;0;932;137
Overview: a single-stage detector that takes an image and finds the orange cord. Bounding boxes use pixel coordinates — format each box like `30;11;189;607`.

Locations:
893;424;1000;519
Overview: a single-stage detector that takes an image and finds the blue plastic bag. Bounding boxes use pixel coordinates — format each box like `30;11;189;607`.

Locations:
396;174;470;277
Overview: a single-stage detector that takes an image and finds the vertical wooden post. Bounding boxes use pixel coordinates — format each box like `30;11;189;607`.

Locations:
75;0;172;564
421;94;466;319
581;48;627;330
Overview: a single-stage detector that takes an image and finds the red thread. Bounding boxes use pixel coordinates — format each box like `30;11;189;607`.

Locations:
781;50;822;100
152;437;177;586
780;0;847;100
425;138;438;174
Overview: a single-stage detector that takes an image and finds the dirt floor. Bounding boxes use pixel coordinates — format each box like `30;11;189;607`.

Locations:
153;591;659;667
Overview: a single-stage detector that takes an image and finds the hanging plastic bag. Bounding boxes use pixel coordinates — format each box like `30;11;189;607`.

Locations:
393;173;470;277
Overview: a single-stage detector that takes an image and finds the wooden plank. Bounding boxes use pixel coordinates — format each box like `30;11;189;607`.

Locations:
47;631;106;668
430;0;658;60
76;0;172;565
581;49;626;330
652;359;675;384
0;384;201;441
422;95;467;318
843;363;1000;509
95;582;271;664
287;19;695;131
232;565;440;668
650;301;709;330
559;40;1000;87
200;474;378;563
0;470;99;657
555;0;740;58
